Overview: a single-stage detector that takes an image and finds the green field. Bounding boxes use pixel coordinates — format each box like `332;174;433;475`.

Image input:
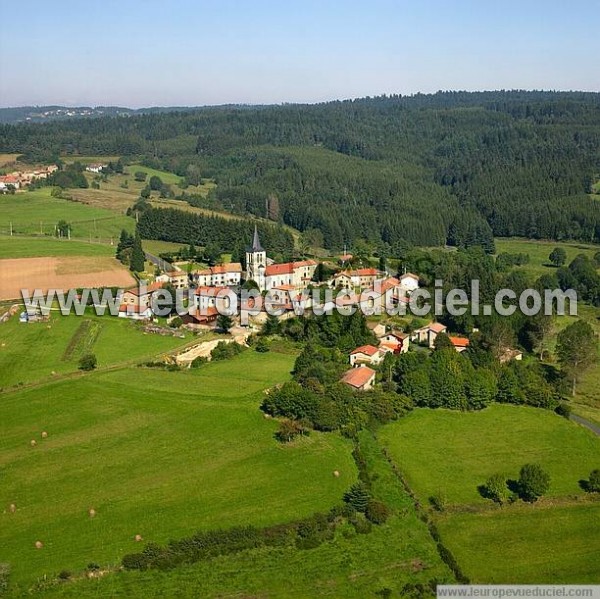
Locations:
494;238;599;279
379;405;600;584
379;405;599;505
12;430;452;599
437;503;600;583
0;188;133;241
0;349;360;590
0;235;115;259
0;312;192;389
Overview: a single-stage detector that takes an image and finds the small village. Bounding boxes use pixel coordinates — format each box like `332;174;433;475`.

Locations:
113;226;509;391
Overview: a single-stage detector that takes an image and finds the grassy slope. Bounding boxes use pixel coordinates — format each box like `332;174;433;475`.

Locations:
379;405;599;505
0;313;193;388
494;238;598;279
0;236;114;258
437;503;600;584
0;350;357;589
0;188;133;241
20;430;452;599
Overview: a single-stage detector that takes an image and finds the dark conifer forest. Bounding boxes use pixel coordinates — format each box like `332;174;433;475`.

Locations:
2;91;599;250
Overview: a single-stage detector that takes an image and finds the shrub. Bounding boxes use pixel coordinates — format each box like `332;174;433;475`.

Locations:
518;463;550;502
482;473;509;504
365;499;391;524
349;513;372;534
190;356;208;368
78;353;97;371
275;419;309;443
57;570;72;580
255;338;270;353
587;469;600;493
429;491;448;512
343;483;370;512
86;563;100;571
555;403;572;419
170;316;183;328
211;341;243;361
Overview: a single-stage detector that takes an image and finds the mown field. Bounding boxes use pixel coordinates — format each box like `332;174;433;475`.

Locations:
380;405;600;583
437;503;600;584
0;236;115;259
0;188;133;241
0;349;361;592
0;312;192;389
494;237;598;279
11;431;452;599
379;405;599;505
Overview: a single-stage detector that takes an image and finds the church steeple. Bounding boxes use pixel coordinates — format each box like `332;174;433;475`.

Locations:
251;225;263;252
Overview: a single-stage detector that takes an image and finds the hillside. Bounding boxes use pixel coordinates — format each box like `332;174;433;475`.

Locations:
1;91;600;251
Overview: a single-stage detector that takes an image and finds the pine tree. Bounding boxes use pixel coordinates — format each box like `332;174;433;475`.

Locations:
130;232;145;272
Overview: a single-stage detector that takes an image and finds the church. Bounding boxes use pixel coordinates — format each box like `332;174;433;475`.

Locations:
245;226;317;292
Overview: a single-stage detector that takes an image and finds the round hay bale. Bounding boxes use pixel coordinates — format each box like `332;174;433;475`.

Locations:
333;470;340;477
88;508;96;518
35;540;43;549
30;439;37;447
134;534;143;542
41;431;48;439
9;503;16;513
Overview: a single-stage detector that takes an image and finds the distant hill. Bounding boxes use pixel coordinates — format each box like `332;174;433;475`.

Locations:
0;105;211;124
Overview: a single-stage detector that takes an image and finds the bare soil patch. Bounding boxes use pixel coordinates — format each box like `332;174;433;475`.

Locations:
0;256;135;299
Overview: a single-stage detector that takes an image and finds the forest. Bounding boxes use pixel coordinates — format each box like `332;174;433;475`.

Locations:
1;90;599;251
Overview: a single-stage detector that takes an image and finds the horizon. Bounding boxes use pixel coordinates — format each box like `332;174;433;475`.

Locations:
1;0;599;108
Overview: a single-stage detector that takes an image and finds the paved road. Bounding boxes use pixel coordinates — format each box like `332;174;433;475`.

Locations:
570;413;600;436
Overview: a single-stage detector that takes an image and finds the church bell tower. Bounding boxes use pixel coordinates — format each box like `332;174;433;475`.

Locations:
245;225;266;291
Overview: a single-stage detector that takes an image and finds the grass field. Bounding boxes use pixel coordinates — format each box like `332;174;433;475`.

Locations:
379;405;600;584
0;188;134;241
0;349;360;590
0;236;114;258
0;312;192;388
379;405;599;506
494;238;599;279
142;239;186;255
13;430;452;599
437;503;600;583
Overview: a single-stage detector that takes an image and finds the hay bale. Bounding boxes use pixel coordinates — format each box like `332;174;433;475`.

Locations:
30;439;37;447
35;541;43;549
333;470;340;477
134;534;143;542
9;503;16;513
88;508;96;518
41;431;48;439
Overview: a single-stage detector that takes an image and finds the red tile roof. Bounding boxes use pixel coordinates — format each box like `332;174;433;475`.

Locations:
341;367;376;389
265;263;294;276
350;344;380;357
212;263;242;274
449;336;470;348
352;268;380;277
429;322;447;333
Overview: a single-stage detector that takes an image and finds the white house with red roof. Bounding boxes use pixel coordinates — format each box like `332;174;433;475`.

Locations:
349;344;382;366
379;331;410;354
411;321;448;348
449;336;470;353
192;263;242;287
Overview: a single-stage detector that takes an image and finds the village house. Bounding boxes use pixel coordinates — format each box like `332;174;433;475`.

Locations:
0;175;21;191
398;272;420;294
411;321;448;348
120;282;163;309
192;263;243;287
379;331;410;354
330;267;383;290
164;270;189;289
341;366;376;391
118;304;153;320
181;306;219;327
449;336;470;353
194;286;234;314
86;163;107;173
349;344;382;367
366;321;386;338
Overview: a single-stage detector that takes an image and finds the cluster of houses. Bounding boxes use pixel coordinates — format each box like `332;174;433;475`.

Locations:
340;320;472;391
85;163;107;173
0;165;58;191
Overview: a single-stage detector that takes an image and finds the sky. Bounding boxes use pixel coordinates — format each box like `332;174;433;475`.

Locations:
0;0;598;108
